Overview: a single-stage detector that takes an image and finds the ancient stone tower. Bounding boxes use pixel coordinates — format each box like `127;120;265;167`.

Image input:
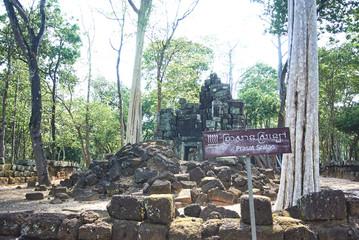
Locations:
156;73;246;161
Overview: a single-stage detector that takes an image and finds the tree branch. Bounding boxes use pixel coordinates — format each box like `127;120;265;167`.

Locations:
128;0;138;14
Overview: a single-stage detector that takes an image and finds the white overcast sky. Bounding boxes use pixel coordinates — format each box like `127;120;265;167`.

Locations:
61;0;279;90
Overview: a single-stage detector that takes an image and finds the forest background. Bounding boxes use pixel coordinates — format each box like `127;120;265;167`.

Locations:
0;0;358;169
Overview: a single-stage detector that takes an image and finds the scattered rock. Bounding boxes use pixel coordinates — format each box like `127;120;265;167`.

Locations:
200;204;239;221
135;168;158;183
184;203;202;217
201;179;225;194
80;211;100;224
25;192;44;200
189;167;205;183
74;191;100;201
175;188;192;206
149;179;171;195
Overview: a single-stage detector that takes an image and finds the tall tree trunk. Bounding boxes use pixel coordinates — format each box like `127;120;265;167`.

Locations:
126;0;152;144
116;50;125;148
4;0;51;186
50;57;60;161
274;0;320;210
11;77;19;165
29;56;51;186
83;17;94;167
51;74;56;161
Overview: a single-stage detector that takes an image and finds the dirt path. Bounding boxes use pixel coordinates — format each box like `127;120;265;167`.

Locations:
0;176;357;214
320;176;359;197
0;184;109;215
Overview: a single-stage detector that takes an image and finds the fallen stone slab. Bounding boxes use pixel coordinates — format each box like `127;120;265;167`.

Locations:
74;191;100;201
25;192;44;200
208;188;235;205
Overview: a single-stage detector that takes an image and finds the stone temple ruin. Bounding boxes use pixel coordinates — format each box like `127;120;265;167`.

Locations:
156;73;246;161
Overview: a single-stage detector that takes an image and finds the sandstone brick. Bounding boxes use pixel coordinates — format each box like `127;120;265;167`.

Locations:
240;195;273;226
297;190;346;221
144;194;175;224
169;217;203;240
0;211;32;236
21;213;66;240
78;220;112;240
107;195;144;221
57;218;82;240
138;223;168;240
112;220;140;240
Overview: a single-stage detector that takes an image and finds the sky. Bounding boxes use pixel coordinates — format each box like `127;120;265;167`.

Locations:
61;0;279;90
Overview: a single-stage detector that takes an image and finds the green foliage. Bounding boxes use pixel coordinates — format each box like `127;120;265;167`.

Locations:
318;42;359;162
256;0;359;40
237;63;279;128
143;38;213;108
335;104;359;134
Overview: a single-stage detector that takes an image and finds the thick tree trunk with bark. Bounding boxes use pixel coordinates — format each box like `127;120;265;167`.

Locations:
274;0;320;210
4;0;51;186
29;57;51;186
126;0;152;144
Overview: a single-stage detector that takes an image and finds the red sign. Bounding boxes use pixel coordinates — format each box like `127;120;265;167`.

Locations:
203;128;291;157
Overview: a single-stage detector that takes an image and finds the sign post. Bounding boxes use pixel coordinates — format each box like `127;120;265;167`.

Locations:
245;154;257;240
203;128;291;240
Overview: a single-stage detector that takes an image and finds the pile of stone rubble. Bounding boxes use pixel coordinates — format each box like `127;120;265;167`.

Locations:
60;140;278;207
